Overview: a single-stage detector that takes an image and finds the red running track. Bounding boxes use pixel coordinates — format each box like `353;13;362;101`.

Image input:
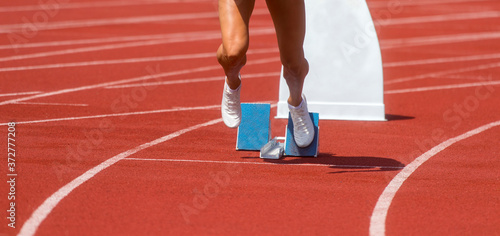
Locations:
0;0;499;235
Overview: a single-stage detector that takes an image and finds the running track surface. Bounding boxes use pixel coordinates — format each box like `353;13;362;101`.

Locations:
1;0;499;235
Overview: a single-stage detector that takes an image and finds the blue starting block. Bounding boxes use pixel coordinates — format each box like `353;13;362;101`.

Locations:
236;103;271;150
236;103;319;158
284;112;319;157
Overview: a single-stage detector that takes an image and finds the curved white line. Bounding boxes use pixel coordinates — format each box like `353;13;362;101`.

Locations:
369;120;500;236
17;118;223;236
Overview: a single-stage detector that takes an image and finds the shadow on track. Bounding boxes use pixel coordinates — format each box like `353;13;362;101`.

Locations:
260;153;405;174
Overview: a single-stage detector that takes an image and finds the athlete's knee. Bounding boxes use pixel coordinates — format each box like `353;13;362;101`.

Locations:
217;43;248;67
282;57;309;79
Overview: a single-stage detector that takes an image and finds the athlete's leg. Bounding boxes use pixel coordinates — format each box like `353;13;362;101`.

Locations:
265;0;309;107
217;0;255;90
266;0;314;147
218;0;255;128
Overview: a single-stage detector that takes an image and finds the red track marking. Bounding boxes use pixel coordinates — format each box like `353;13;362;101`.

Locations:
0;91;41;97
381;31;500;49
125;157;405;169
1;0;499;235
383;11;500;25
384;80;500;94
385;61;500;85
0;9;269;34
384;53;500;68
0;56;279;106
0;105;220;126
0;47;279;73
0;0;213;13
370;120;500;236
105;72;281;89
18;118;223;236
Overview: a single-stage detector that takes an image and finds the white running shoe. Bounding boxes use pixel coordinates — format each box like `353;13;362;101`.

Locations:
288;95;315;147
221;77;241;128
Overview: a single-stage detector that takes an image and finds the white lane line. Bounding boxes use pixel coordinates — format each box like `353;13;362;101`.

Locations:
381;31;500;49
105;72;281;89
12;102;89;106
385;61;500;85
0;64;218;106
0;91;42;97
0;0;210;13
0;105;220;126
0;30;220;50
368;0;492;8
125;157;405;169
0;28;275;62
0;47;278;72
384;11;500;25
0;9;268;33
0;35;219;63
383;53;500;68
384;80;500;94
0;56;279;106
17;118;223;236
369;120;500;236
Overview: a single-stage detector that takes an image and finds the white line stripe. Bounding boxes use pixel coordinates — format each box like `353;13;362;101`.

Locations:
0;56;279;106
0;47;278;72
0;27;273;51
368;0;492;8
384;80;500;94
0;0;210;13
125;157;405;169
0;105;220;126
0;9;268;33
12;102;89;106
383;53;500;68
384;11;500;25
0;12;218;33
17;118;223;236
381;31;500;49
0;35;219;63
0;28;274;62
105;72;281;89
369;120;500;236
385;61;500;85
0;91;42;97
0;30;216;50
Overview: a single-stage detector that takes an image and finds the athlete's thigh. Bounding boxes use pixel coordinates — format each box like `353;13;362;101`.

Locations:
265;0;306;59
219;0;256;50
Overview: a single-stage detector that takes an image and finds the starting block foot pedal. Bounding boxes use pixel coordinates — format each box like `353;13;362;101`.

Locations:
260;137;284;159
236;103;271;151
284;112;319;157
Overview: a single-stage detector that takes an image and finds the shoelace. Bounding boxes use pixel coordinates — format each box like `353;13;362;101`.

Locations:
292;108;310;134
223;89;240;116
